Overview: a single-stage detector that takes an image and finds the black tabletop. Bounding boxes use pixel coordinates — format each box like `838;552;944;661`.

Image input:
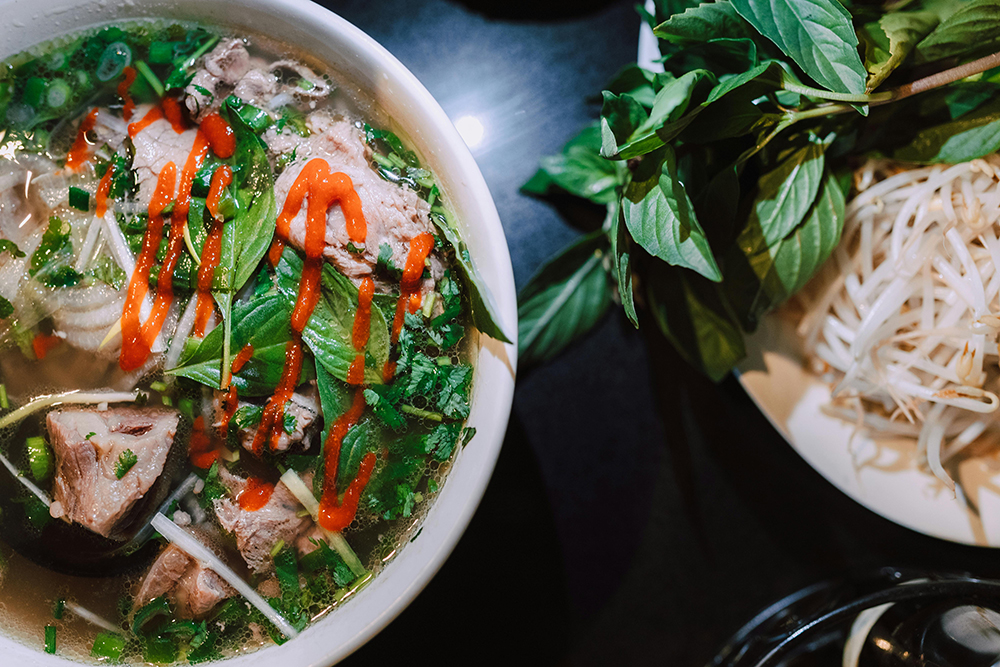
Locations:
323;1;1000;665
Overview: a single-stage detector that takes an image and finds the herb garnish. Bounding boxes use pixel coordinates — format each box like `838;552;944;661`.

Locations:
519;0;1000;379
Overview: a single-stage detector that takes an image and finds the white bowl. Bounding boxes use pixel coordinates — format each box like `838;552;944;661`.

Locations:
0;0;518;664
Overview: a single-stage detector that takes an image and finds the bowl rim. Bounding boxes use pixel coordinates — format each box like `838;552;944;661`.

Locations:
0;0;518;664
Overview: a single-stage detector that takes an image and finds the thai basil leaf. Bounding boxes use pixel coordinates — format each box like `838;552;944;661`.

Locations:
858;11;939;92
749;135;827;246
727;172;845;330
166;293;310;395
654;0;758;44
622;145;722;282
914;0;1000;64
893;98;1000;163
429;208;512;344
599;91;649;158
604;70;713;159
216;96;277;296
604;65;672;108
729;0;868;95
608;201;638;328
522;124;626;204
645;261;745;382
275;248;389;385
517;230;612;365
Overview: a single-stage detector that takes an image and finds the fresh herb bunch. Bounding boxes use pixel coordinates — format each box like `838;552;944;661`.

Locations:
519;0;1000;379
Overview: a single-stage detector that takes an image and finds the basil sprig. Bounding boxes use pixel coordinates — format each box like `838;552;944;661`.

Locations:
520;0;1000;379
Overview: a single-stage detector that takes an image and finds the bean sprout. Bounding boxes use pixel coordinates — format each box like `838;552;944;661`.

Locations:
801;157;1000;489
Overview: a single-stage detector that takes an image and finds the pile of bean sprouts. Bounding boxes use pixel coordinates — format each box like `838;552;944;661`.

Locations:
797;155;1000;491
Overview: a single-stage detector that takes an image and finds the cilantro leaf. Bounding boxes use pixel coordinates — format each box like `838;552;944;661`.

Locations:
114;449;138;478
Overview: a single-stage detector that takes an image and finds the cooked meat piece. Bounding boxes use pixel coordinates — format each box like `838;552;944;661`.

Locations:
130;106;199;204
232;68;278;108
212;467;313;574
185;39;252;120
47;407;179;538
272;113;444;289
268;60;331;100
134;534;235;618
214;386;320;453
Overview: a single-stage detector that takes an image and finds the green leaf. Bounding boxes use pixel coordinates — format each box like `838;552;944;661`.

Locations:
893;97;1000;163
608;202;638;328
517;230;612;366
428;209;512;344
216;96;277;297
599;91;649;158
728;172;845;329
914;0;1000;64
646;262;745;382
749;136;827;246
114;448;138;479
0;240;24;259
729;0;868;95
622;146;722;282
858;11;939;92
522;124;626;204
167;293;303;395
654;1;757;44
604;65;670;108
275;249;389;385
29;217;82;288
605;70;713;159
0;296;13;319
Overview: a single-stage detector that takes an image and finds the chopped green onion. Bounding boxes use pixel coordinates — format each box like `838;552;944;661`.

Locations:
161;396;173;407
68;187;90;212
96;42;132;82
149;381;168;393
115;449;138;479
148;41;176;64
46;80;72;109
22;78;46;108
25;436;53;482
143;634;177;663
53;598;66;620
134;61;164;98
269;539;285;558
131;596;170;635
178;398;195;421
44;625;56;654
0;384;8;410
91;632;125;661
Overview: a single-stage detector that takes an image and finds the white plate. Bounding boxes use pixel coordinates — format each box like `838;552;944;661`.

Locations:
738;309;1000;547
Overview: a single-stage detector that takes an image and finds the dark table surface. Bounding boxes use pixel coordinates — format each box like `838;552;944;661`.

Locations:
324;1;1000;665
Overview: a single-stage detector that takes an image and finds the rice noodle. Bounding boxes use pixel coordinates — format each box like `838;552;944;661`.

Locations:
801;157;1000;489
64;601;120;633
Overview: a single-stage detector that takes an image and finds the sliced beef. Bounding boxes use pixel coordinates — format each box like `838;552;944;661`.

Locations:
212;467;313;574
134;533;235;618
130;107;199;206
47;407;179;538
185;39;252;120
184;41;329;121
215;386;320;453
273;113;444;288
